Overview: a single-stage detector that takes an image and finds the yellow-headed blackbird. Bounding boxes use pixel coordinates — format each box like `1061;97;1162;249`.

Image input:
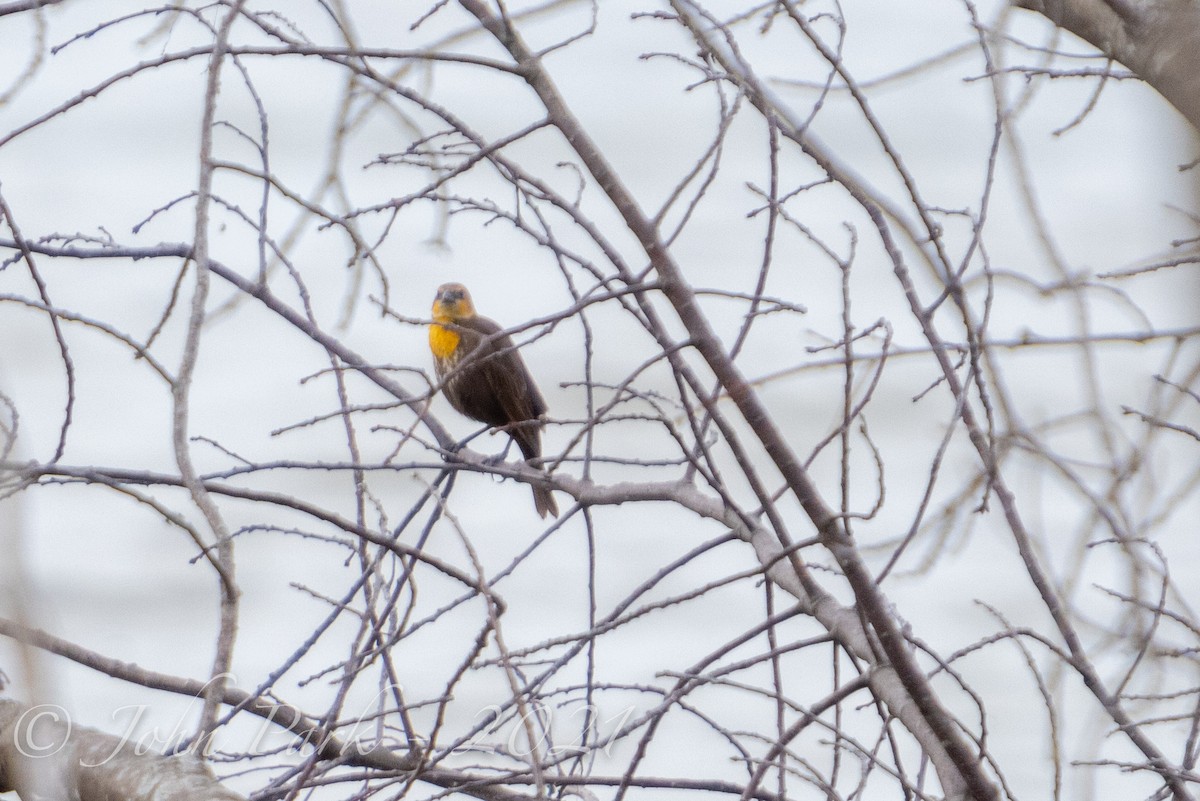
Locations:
429;282;558;518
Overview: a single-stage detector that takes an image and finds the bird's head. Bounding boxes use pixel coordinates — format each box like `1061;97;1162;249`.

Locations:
432;282;476;323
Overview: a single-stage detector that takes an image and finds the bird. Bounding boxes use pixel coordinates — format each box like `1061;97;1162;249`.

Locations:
428;282;559;518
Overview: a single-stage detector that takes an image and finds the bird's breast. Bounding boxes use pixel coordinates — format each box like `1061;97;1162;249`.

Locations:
429;323;461;361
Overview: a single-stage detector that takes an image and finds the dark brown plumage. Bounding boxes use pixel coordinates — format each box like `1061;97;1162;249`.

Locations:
429;282;558;518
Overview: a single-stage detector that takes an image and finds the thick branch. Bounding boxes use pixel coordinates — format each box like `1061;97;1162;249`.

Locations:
0;698;244;801
0;0;66;16
1015;0;1200;132
0;626;536;801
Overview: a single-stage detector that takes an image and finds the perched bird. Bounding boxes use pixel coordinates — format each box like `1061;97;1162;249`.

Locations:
428;282;558;518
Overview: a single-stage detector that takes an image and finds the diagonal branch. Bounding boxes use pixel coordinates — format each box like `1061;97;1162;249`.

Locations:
454;2;1000;799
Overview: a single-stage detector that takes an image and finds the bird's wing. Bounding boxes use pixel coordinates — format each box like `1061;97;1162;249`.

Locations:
469;317;545;418
466;316;547;459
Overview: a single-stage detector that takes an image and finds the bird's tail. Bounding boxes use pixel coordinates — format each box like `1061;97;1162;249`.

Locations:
511;421;557;517
513;423;540;463
532;482;558;519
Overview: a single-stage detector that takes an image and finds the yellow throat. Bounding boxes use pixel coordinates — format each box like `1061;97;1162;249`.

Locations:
429;306;461;359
